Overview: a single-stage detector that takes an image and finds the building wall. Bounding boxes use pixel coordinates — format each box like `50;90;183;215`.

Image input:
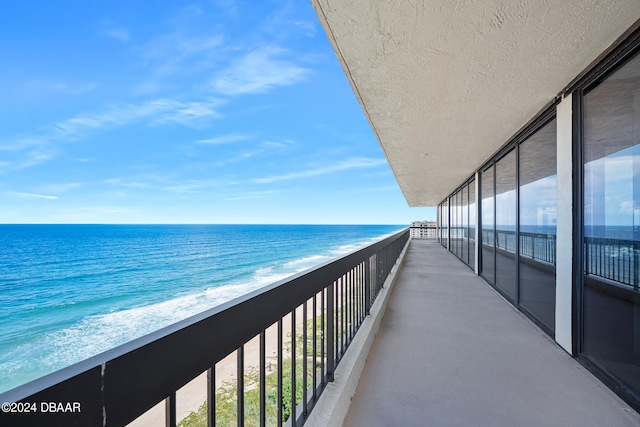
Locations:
410;221;437;238
437;25;640;412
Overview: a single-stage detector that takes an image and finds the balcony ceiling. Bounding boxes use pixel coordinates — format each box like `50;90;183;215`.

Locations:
311;0;640;206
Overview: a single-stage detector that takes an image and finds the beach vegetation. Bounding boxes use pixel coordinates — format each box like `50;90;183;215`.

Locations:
178;317;322;427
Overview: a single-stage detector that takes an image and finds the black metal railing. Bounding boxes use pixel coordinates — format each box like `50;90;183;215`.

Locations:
475;228;640;289
480;229;556;265
584;236;640;290
0;229;410;427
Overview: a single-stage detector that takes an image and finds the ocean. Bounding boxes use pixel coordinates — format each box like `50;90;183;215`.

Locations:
0;224;405;393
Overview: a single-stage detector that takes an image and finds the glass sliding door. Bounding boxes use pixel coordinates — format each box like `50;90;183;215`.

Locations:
452;192;459;257
443;198;449;249
495;150;517;300
481;166;495;283
519;119;557;331
462;183;469;265
456;190;462;259
469;179;476;270
583;51;640;398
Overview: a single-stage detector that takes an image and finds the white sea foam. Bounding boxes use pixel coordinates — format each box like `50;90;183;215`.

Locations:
0;229;403;392
282;255;330;272
36;249;354;369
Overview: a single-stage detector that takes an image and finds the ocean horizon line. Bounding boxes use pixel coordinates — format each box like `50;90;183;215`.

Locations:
0;224;406;392
0;222;411;226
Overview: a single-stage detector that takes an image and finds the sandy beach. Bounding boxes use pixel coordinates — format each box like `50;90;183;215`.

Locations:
127;296;329;426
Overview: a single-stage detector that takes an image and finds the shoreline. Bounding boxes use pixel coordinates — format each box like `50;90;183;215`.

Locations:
0;226;400;395
128;302;320;426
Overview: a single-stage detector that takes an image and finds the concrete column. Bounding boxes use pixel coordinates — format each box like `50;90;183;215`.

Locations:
555;93;573;354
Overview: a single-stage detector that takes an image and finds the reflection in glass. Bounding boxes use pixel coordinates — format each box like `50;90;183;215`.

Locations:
469;179;476;269
456;190;462;259
439;203;443;245
453;192;459;257
495;150;517;299
481;166;495;283
442;199;449;249
462;183;469;265
583;51;640;396
519;119;557;331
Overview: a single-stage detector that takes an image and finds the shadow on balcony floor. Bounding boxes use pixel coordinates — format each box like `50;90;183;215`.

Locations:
343;239;640;427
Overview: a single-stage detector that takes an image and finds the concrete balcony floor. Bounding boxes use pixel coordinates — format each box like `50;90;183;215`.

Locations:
343;239;640;427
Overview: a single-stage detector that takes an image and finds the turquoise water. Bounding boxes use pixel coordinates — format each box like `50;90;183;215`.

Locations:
0;224;404;393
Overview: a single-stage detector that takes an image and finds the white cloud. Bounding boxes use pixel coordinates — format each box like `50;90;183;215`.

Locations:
140;33;224;77
226;190;280;201
51;98;225;140
54;82;97;94
23;80;97;96
55;206;134;221
40;182;84;193
12;151;54;171
253;157;387;184
154;100;224;126
211;46;309;95
0;137;46;151
0;145;55;173
262;140;289;149
7;192;58;200
226;194;266;201
195;134;252;145
105;28;130;42
292;21;318;37
104;175;222;194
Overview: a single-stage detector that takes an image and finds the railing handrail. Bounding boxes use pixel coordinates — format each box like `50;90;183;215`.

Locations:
583;235;640;289
584;235;640;248
1;228;410;426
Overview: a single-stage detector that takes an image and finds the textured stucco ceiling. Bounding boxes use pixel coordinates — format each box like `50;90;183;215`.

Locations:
310;0;640;206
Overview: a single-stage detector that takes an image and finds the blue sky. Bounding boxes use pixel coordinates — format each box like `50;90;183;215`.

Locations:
0;0;435;224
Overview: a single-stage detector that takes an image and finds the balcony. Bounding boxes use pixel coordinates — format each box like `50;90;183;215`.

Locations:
308;239;640;427
2;232;639;426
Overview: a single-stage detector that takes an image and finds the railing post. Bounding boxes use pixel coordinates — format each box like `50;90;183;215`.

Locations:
237;345;244;427
259;331;266;427
631;242;639;291
290;310;296;425
531;235;536;260
584;239;589;276
365;256;371;315
377;251;384;291
207;367;215;427
371;254;377;295
277;319;283;427
165;393;176;427
326;282;335;382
